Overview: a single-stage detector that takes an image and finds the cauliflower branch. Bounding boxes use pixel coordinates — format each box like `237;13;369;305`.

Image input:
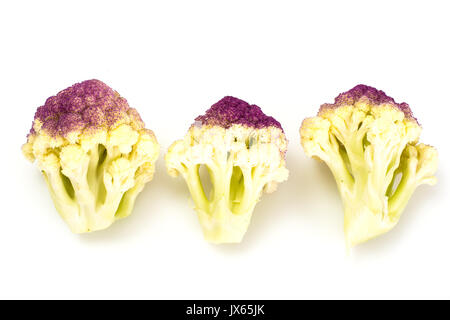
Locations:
166;97;288;243
22;80;159;233
300;85;438;247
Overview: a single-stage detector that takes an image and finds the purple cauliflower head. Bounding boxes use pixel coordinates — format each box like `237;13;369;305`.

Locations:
29;79;144;138
319;84;418;124
194;96;283;131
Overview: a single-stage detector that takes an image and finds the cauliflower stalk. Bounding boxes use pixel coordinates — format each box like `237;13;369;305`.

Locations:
166;97;288;243
22;80;159;233
301;85;438;247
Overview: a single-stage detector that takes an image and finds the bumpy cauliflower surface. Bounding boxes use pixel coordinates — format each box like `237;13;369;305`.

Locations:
22;80;159;233
300;85;438;247
166;96;288;243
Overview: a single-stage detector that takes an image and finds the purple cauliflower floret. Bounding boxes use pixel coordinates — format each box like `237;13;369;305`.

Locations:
22;80;160;234
166;96;288;244
301;84;437;247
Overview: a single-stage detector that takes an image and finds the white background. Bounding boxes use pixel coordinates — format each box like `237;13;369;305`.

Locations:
1;0;448;299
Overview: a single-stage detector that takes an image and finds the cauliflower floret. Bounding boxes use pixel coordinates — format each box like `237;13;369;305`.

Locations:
166;96;288;243
300;85;438;247
22;80;160;233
